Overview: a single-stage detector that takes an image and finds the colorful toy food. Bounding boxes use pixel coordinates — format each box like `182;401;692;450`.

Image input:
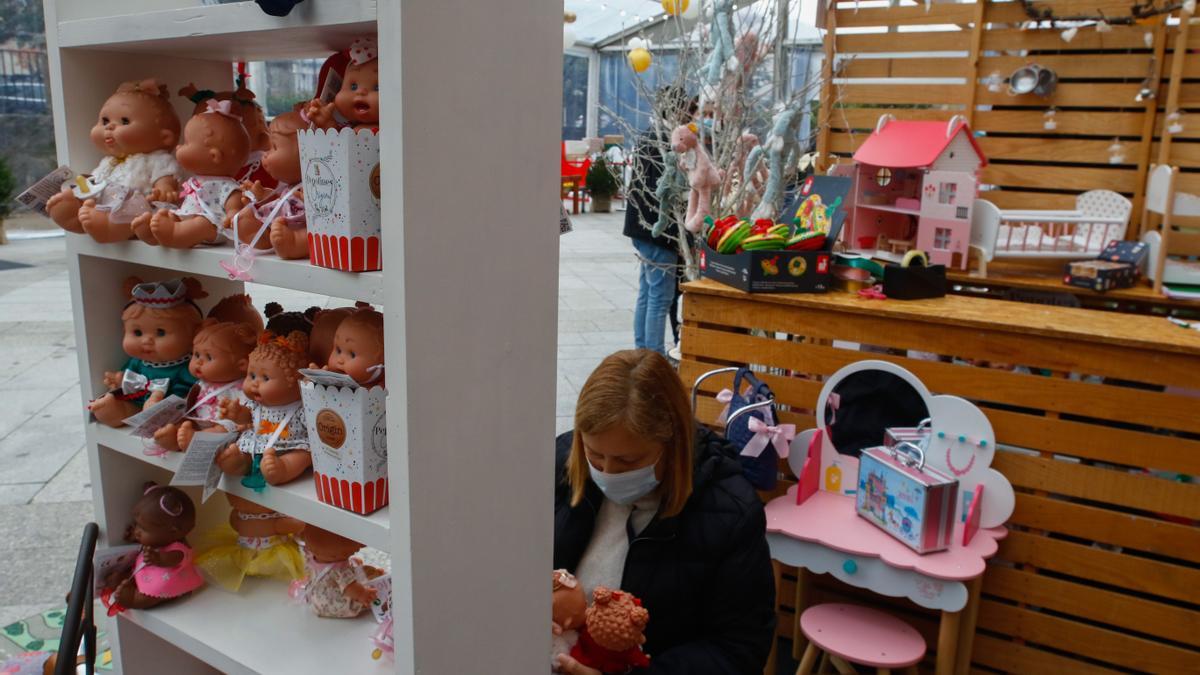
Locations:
569;587;651;673
295;525;382;618
45;79;183;242
195;493;305;591
305;37;380;131
216;330;313;488
324;304;385;386
88;277;205;428
100;484;203;614
132;100;251;248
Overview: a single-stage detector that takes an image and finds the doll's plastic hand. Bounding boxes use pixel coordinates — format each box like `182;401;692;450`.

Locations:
552;621;563;636
143;390;165;408
219;398;251;423
345;582;377;606
103;370;125;390
247;180;272;202
305;99;334;128
553;654;602;675
149;186;178;204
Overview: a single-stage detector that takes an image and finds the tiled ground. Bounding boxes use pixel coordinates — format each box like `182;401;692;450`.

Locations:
0;207;642;621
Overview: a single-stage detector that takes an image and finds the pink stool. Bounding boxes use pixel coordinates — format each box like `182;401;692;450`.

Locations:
796;603;925;675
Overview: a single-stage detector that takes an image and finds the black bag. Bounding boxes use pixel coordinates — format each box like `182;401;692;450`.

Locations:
723;368;781;491
883;252;946;300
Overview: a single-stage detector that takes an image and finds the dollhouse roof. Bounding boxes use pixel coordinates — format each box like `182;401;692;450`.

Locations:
853;119;987;169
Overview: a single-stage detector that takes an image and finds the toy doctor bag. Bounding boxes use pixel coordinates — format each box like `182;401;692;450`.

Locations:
856;441;959;554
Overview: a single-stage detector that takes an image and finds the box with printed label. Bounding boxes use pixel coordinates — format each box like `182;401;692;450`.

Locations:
297;128;382;271
300;378;388;514
855;445;958;554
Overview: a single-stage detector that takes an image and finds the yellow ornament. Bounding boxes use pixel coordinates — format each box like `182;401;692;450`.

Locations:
628;48;652;73
662;0;689;16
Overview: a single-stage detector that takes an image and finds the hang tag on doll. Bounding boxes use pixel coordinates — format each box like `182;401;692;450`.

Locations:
123;395;187;438
299;368;361;389
319;67;343;105
92;544;141;595
363;573;392;623
171;430;237;503
14;165;76;217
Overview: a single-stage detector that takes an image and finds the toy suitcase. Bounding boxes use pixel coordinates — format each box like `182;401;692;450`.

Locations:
855;443;958;554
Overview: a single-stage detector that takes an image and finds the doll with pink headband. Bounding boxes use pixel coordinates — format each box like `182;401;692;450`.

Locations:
305;37;380;132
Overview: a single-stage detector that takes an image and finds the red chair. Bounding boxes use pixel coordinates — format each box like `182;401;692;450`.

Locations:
561;142;590;214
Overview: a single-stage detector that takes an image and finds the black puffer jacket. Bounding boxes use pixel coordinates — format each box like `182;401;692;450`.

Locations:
554;427;776;674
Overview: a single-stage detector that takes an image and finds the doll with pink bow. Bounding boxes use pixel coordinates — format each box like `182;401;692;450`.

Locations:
132;99;252;249
305;37;380;132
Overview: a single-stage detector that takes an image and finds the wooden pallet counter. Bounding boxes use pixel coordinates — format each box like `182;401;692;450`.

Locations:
681;278;1200;675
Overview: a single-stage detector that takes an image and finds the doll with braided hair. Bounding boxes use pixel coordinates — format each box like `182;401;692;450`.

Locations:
217;330;313;487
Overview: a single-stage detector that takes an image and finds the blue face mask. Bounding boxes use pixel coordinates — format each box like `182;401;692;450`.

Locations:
588;461;660;505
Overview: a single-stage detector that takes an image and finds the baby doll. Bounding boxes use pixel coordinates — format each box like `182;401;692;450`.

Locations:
101;484;203;614
324;304;385;387
45;79;183;242
305;37;379;132
563;587;650;673
179;81;275;190
195;493;304;592
295;525;383;618
264;301;318;338
551;570;588;668
153;319;257;452
216;331;312;488
207;293;265;334
308;306;354;367
230;111;309;259
89;277;206;428
132;100;251;248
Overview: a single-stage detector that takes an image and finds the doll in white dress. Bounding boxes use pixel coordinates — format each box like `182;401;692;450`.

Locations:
45;79;184;243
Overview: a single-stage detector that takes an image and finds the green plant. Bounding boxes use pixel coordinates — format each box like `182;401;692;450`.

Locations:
586;156;620;199
0;156;15;219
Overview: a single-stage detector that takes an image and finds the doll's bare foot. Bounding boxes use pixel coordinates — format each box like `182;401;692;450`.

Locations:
89;393;139;428
79;201;133;243
234;209;272;250
260;448;312;485
131;211;160;245
46;189;84;234
153;214;218;249
176;420;197;451
217;443;252;476
114;577;165;610
270;219;310;259
154;422;181;451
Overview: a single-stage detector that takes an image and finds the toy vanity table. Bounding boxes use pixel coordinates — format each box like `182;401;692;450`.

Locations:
762;361;1014;675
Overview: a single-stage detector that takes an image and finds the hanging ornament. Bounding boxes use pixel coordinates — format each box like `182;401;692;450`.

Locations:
1108;139;1126;165
1060;26;1079;42
1186;0;1197;14
925;0;932;12
985;71;1005;93
1144;32;1154;48
662;0;688;16
1167;111;1185;135
628;47;653;73
1095;20;1112;33
1043;109;1057;130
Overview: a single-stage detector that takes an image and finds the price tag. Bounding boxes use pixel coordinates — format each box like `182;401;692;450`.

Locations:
299;368;361;389
170;430;237;503
363;573;392;623
122;395;187;438
14;166;76;217
92;544;141;595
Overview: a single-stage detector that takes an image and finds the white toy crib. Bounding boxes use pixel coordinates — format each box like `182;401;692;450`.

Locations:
994;190;1132;259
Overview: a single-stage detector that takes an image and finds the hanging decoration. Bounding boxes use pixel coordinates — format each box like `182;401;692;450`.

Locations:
1108;139;1127;164
662;0;689;16
985;71;1005;93
703;0;739;86
628;37;653;73
1167;110;1185;134
564;11;577;52
1021;0;1191;26
1043;109;1057;130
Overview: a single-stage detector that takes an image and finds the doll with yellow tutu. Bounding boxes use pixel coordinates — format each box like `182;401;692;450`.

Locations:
195;493;305;591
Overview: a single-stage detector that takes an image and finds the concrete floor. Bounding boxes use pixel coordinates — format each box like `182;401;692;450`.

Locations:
0;206;647;624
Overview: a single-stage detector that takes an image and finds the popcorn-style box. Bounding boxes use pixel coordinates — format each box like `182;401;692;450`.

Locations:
297;128;382;272
300;374;388;514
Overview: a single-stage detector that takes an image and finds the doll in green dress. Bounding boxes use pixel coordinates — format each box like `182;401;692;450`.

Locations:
89;276;207;427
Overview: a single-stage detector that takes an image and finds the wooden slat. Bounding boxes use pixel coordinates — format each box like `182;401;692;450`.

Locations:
975;109;1145;137
1163;227;1200;256
979;53;1165;79
1154;140;1200;165
982;163;1138;192
827;131;860;156
680;324;1200;435
677;357;824;415
837;30;970;53
978;136;1126;164
831;107;960;129
983;565;1200;647
975;82;1144;107
975;601;1200;674
837;83;967;106
983;26;1150;51
992;452;1200;520
971;634;1124;675
980;190;1078;210
836;3;978;27
838;56;967;79
1009;493;1200;564
1169;169;1200;194
998;530;1200;603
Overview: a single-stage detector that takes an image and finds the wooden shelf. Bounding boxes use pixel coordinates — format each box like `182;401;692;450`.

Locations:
67;236;384;304
56;0;377;60
91;424;391;552
119;576;390;675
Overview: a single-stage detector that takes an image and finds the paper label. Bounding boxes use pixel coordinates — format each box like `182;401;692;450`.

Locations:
170;430;236;503
300;368;361;389
93;544;141;594
319;67;343;106
15;165;75;217
363;573;392;623
122;395;187;438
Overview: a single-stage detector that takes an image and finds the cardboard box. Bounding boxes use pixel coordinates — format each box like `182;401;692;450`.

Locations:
856;445;959;554
1064;260;1138;292
297;128;382;272
300;376;388;514
699;242;831;293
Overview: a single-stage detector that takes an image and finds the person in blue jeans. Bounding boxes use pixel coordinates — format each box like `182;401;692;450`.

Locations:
623;87;695;356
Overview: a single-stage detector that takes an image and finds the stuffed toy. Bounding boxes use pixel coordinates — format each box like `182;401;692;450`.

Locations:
671;123;721;234
703;0;739;86
569;587;651;673
651;150;689;238
747;103;805;221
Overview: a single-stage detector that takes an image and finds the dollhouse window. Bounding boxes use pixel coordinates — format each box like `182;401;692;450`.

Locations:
934;227;952;250
938;182;957;205
956;206;969;219
875;168;892;187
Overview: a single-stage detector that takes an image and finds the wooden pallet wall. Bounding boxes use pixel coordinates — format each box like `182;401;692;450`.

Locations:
681;285;1200;674
816;0;1199;227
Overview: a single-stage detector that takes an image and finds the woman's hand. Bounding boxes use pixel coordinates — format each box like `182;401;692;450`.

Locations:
552;654;602;675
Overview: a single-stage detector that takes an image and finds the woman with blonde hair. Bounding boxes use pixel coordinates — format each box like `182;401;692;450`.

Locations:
554;349;775;674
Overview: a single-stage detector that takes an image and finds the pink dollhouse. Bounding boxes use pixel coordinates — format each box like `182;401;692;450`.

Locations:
842;116;987;269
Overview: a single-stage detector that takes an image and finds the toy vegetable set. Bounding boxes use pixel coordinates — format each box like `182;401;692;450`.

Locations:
26;37;383;277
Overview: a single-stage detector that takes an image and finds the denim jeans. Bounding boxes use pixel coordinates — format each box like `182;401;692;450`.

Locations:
632;238;679;355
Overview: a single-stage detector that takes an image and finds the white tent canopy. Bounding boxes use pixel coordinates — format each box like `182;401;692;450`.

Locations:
564;0;821;49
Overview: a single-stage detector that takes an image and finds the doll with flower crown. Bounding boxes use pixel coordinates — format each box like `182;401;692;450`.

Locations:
89;277;206;428
100;484;204;614
228;110;309;260
45;79;184;242
305;37;380;132
216;330;312;488
131;99;251;249
195;493;305;592
152;318;257;452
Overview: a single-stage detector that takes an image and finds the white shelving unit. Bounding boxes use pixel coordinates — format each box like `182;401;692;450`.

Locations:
44;1;561;672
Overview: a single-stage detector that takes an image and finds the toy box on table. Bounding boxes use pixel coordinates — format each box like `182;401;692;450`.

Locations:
299;370;388;514
1063;240;1149;292
855;444;958;554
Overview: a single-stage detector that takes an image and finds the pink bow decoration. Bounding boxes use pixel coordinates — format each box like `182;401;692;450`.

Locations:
715;388;735;424
349;37;378;65
204;99;238;119
742;417;795;459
